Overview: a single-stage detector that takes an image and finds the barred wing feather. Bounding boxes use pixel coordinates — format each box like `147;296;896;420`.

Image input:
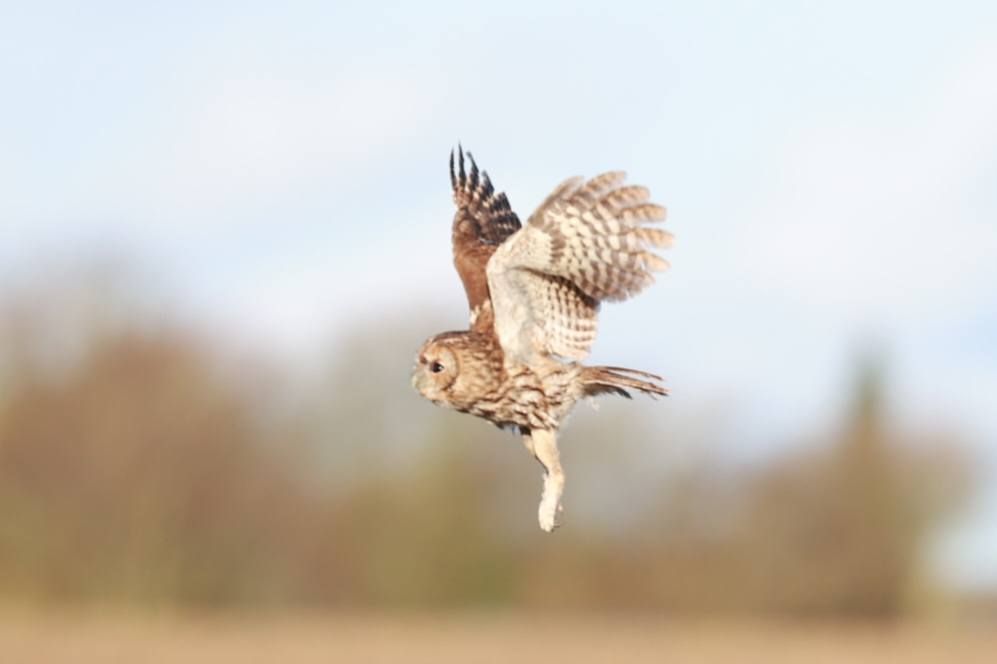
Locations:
486;172;671;364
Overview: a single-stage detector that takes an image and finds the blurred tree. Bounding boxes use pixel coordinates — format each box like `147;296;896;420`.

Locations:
735;353;971;617
0;332;309;605
0;272;975;617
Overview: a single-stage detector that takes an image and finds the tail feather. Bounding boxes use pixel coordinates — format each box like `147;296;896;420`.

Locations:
582;365;669;399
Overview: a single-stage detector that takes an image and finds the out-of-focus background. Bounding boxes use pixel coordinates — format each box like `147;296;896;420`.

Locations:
2;1;995;661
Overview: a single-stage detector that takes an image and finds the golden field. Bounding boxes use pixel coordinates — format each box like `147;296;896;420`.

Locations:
2;611;995;664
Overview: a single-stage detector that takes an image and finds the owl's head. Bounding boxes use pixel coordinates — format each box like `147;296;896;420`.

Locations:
411;333;463;403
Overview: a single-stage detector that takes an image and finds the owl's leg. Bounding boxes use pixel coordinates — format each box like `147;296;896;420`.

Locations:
526;429;564;532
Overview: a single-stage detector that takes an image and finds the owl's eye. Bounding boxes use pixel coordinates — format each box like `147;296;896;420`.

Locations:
430;361;445;374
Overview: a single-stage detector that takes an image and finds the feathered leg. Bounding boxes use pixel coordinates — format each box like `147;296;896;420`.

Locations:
523;429;564;532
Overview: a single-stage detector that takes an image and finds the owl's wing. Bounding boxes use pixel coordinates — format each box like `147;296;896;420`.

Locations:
486;172;671;364
449;147;522;326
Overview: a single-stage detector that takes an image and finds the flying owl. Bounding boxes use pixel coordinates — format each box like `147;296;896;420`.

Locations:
412;147;671;532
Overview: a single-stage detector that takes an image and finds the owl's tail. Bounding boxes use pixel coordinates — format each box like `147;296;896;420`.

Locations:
581;365;668;399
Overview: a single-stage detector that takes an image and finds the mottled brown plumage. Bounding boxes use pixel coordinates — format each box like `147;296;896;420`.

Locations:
449;148;521;331
413;146;672;531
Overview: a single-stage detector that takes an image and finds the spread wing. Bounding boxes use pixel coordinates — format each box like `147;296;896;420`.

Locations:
449;147;521;327
486;171;671;364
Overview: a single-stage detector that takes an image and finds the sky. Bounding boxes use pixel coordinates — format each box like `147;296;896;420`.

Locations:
2;1;995;586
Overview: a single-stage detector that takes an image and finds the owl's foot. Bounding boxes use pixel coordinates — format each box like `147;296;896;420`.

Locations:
525;429;564;533
537;470;565;532
538;500;564;532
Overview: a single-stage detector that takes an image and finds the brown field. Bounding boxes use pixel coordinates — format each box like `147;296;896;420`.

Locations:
1;611;994;664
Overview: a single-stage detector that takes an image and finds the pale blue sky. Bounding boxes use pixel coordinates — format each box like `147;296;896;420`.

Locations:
2;2;996;585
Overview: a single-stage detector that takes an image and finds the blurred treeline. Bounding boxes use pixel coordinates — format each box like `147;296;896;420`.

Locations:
0;270;973;617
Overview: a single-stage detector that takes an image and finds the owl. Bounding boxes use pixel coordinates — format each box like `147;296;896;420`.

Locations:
412;147;671;532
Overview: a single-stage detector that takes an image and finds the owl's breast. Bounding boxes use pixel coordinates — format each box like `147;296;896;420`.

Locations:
459;361;584;432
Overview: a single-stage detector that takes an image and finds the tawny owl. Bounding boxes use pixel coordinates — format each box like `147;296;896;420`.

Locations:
412;147;671;532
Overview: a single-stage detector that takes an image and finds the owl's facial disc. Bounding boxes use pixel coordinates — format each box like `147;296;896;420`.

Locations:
412;341;458;402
